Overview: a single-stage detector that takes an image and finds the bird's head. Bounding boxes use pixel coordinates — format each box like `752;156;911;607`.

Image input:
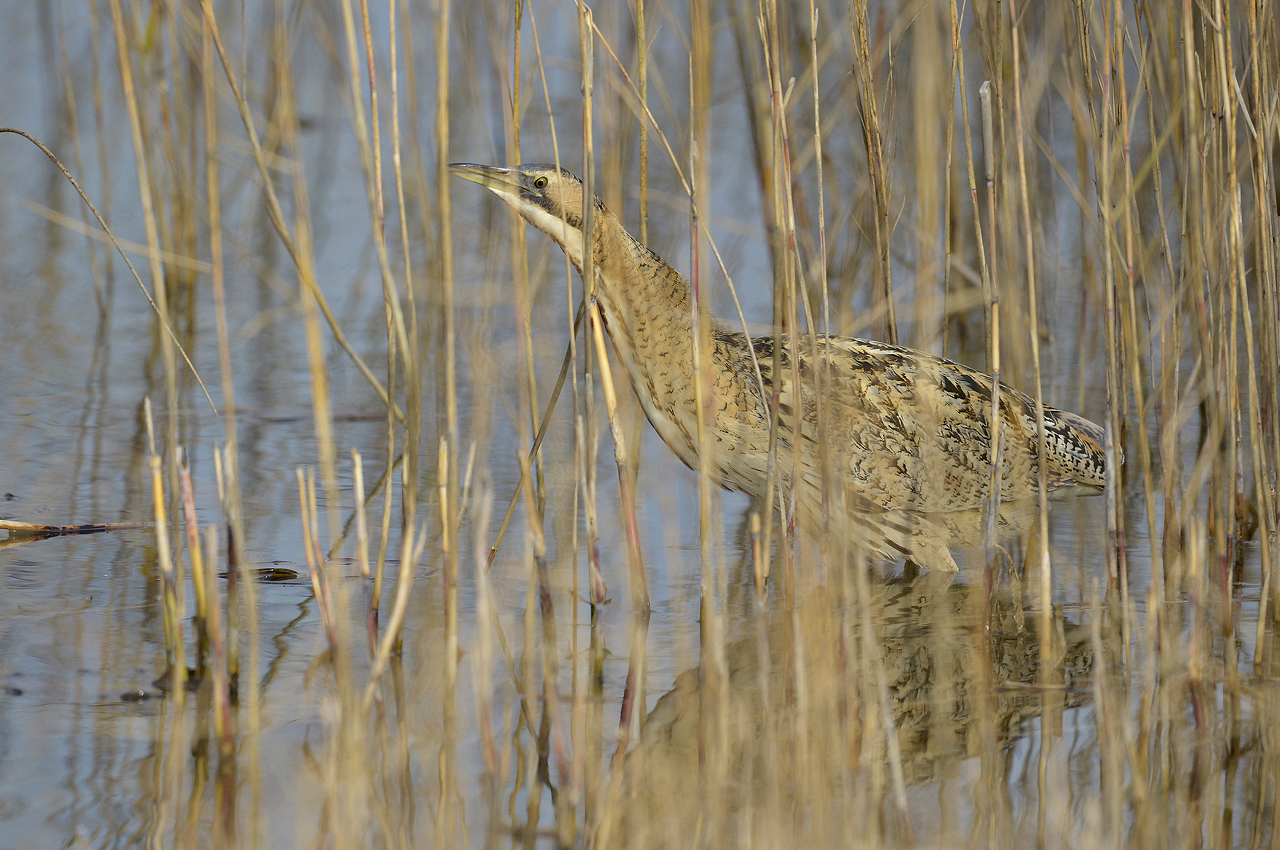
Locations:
450;163;603;271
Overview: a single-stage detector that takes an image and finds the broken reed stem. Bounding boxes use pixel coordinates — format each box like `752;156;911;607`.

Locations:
351;449;375;654
147;399;185;694
180;453;210;670
373;443;395;617
297;467;338;655
359;474;427;712
212;449;239;683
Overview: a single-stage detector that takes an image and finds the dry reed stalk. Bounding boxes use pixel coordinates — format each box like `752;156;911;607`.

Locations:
572;0;607;636
351;449;374;651
156;9;197;296
359;468;427;713
755;0;786;583
179;452;210;669
202;524;233;758
85;0;113;291
220;436;263;842
471;491;498;775
199;16;247;693
435;0;460;593
1125;10;1178;702
14;202;211;272
807;0;836;569
763;0;807;593
105;0;178;489
594;12;649;515
637;0;649;247
952;1;992;369
52;8;106;313
851;0;897;345
1110;0;1142;664
297;467;339;655
270;18;343;547
143;402;189;848
388;0;423;636
685;3;733;841
501;0;551;521
211;450;237;682
588;300;650;610
1093;0;1123;611
578;4;650;612
146;398;185;693
978;81;1005;585
516;439;574;844
437;435;460;848
520;3;604;611
1007;1;1054;663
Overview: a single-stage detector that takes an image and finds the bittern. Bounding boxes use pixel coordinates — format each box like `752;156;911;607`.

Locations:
451;163;1107;570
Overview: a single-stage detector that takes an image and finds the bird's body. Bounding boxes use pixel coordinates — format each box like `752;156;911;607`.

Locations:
452;163;1107;569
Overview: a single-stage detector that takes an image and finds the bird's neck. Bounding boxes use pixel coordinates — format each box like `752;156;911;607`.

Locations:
582;211;728;382
570;210;745;464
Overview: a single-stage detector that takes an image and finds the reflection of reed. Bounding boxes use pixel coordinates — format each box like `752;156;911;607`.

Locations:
607;577;1093;845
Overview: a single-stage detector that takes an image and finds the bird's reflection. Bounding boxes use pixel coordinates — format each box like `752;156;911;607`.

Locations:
609;559;1094;844
751;493;1056;574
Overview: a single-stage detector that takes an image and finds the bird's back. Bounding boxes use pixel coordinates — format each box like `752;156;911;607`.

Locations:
710;333;1106;514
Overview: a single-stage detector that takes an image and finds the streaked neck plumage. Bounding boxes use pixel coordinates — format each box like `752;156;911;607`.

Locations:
503;190;741;469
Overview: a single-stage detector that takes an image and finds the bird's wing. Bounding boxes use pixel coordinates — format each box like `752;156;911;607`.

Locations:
782;337;1105;512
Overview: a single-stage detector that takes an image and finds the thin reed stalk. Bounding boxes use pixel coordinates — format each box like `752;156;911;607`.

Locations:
146;398;185;694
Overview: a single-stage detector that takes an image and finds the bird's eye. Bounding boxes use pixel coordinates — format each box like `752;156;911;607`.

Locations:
533;176;549;190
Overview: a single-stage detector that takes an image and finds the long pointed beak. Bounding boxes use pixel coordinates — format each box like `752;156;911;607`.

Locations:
448;163;521;198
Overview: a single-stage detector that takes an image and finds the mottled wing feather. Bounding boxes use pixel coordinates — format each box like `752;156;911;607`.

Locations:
761;336;1106;513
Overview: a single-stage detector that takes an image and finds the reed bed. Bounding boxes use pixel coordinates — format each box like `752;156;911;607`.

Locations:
15;0;1279;846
